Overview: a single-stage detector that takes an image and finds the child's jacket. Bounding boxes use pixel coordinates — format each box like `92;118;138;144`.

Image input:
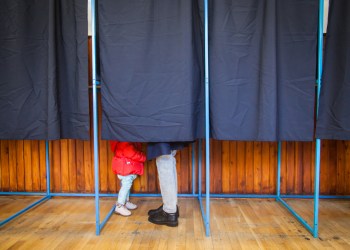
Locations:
110;141;146;176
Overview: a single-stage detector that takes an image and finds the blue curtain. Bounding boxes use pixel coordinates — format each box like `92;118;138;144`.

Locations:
99;0;204;142
0;0;89;140
209;0;318;141
316;0;350;140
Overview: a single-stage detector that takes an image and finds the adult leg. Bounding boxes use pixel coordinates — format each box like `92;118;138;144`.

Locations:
148;150;179;226
156;150;177;213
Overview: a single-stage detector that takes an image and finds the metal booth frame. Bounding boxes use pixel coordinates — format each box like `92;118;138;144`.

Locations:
3;0;350;240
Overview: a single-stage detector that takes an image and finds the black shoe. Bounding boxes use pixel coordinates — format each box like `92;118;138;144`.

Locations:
148;210;178;227
148;205;179;217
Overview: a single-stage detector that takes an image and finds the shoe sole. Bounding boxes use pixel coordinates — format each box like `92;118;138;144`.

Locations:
148;207;179;217
126;207;137;210
114;211;131;216
148;217;178;227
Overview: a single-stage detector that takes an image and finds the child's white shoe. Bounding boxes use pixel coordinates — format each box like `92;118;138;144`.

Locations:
115;204;131;216
125;201;137;210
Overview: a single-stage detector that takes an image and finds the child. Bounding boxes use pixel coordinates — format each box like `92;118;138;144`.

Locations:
110;141;146;216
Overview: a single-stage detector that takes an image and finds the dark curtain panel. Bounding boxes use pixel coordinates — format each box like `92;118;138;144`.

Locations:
99;0;204;142
0;0;89;140
209;0;318;141
316;0;350;140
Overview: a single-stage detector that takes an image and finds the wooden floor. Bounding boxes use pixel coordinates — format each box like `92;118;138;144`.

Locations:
0;197;350;249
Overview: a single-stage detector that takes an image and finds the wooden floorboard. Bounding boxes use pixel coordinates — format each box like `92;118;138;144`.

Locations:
0;197;350;249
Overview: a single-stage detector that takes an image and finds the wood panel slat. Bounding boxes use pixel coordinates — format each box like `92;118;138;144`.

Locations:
221;141;230;193
237;141;246;193
16;141;25;191
76;140;85;192
23;141;33;191
1;141;9;191
9;141;17;191
261;142;270;194
245;142;254;193
253;141;262;193
68;140;77;192
31;141;40;192
52;141;61;192
39;141;46;191
302;142;312;194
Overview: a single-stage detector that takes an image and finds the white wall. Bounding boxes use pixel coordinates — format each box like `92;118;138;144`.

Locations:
88;0;91;36
324;0;329;33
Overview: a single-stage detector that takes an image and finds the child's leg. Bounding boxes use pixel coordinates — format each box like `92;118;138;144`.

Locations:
117;174;136;205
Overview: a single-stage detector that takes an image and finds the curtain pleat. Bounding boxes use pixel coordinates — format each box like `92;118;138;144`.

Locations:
0;0;89;140
209;0;318;141
99;0;204;142
316;0;350;140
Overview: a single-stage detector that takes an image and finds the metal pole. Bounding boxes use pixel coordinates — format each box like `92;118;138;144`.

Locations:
276;141;282;199
313;0;325;238
91;0;100;236
204;0;210;237
45;141;51;197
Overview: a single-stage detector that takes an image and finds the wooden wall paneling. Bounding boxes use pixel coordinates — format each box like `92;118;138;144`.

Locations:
301;142;312;194
1;141;9;191
336;141;346;195
245;142;254;193
131;143;149;193
39;141;46;192
23;140;33;191
253;141;262;193
192;142;198;194
83;139;93;192
75;140;85;192
146;158;158;193
68;140;77;192
345;141;350;194
320;141;330;194
48;141;53;192
132;166;141;193
183;145;192;193
261;142;270;194
52;140;61;192
237;141;246;193
327;140;337;194
188;143;197;193
221;141;230;193
8;141;17;191
98;139;108;193
294;142;303;194
310;140;316;194
60;139;69;192
210;140;222;194
178;147;185;193
280;142;287;194
16;140;25;191
199;140;206;193
31;140;41;192
134;149;147;193
285;142;295;194
268;142;277;194
320;140;329;194
229;141;238;193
